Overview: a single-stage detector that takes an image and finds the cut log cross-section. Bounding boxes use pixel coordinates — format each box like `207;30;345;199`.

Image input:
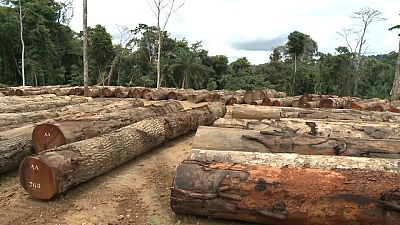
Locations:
19;103;226;200
171;150;400;225
31;100;184;153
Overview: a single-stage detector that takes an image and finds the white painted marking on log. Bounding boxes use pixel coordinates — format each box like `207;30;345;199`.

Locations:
29;181;41;189
31;164;39;171
44;132;51;137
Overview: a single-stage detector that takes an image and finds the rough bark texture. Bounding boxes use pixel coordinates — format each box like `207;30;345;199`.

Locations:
227;95;244;105
0;96;91;113
31;101;184;153
187;92;208;103
319;97;358;109
351;99;388;110
150;89;171;100
232;105;400;122
19;103;226;200
213;118;400;139
171;150;400;225
98;87;115;98
193;126;400;158
304;101;320;108
243;89;283;104
0;99;145;174
272;97;300;107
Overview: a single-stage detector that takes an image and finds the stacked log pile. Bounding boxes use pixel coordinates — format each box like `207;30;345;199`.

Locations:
171;103;400;224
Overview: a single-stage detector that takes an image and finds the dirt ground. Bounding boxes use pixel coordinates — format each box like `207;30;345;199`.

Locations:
0;101;250;225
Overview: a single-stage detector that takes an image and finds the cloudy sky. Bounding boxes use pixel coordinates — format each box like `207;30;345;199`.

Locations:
70;0;399;64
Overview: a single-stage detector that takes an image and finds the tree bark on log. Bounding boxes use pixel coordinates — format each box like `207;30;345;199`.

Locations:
319;97;353;109
244;89;282;104
171;150;400;225
114;87;129;98
192;126;400;158
0;96;91;113
150;89;171;100
0;99;145;174
31;101;184;153
98;87;115;98
272;97;300;107
213;118;400;139
232;105;400;122
304;101;320;108
187;92;208;103
227;95;244;105
19;103;226;200
351;99;388;110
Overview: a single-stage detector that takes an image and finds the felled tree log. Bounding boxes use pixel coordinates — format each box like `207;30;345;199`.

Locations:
250;100;263;106
244;89;282;104
68;87;84;96
193;126;400;158
227;95;244;105
114;87;129;98
319;97;354;109
213;118;400;139
187;91;208;103
171;150;400;225
98;87;115;98
150;89;171;100
232;105;400;122
0;99;145;174
127;87;144;98
0;96;91;113
272;96;300;107
31;101;184;153
351;98;388;110
19;103;226;199
304;101;320;108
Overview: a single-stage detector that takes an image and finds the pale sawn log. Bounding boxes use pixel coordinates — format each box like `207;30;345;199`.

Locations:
171;150;400;225
212;117;400;139
192;126;400;158
231;105;400;122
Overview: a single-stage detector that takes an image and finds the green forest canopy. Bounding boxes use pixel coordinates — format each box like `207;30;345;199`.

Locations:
0;0;398;99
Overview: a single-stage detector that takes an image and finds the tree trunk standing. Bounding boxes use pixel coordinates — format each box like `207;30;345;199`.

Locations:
19;103;226;200
83;0;89;96
31;101;184;153
19;0;25;87
390;39;400;101
107;55;119;86
192;126;400;158
157;24;162;88
171;150;400;225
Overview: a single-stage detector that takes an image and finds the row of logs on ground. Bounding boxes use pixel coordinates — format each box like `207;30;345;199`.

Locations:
2;86;399;112
170;104;400;225
0;95;226;200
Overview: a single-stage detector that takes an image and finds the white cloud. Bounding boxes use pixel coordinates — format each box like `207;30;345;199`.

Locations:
70;0;399;64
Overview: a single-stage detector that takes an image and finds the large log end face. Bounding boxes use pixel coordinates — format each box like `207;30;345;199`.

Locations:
32;124;66;153
19;156;58;200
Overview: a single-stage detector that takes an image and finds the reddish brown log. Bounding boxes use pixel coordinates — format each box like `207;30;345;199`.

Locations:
114;88;128;98
371;103;391;112
261;97;273;106
351;99;388;110
171;150;400;225
187;91;208;103
19;103;226;200
31;100;183;153
319;97;356;109
244;89;280;104
150;89;170;100
141;88;152;99
272;97;300;107
227;95;244;105
98;87;115;98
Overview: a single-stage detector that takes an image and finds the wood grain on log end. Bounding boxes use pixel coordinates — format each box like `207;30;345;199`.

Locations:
32;123;66;153
19;156;58;200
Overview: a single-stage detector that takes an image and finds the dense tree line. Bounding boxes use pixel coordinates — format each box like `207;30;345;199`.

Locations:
0;0;397;99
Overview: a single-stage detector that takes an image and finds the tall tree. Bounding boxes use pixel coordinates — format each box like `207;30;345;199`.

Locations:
286;31;317;95
337;7;386;95
146;0;184;88
83;0;88;96
389;20;400;101
18;0;25;86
